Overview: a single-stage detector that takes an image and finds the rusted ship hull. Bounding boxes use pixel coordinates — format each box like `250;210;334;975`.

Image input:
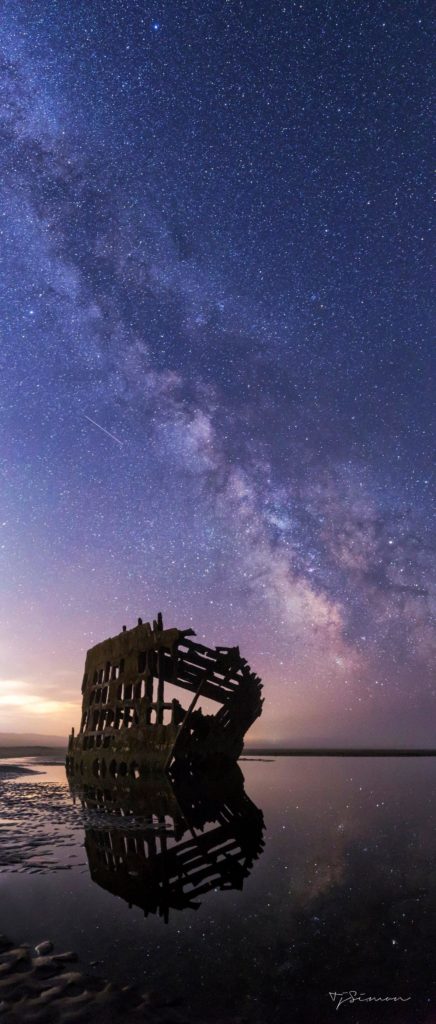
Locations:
66;612;263;777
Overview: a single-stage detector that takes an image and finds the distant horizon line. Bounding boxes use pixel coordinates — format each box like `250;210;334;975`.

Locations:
243;746;436;757
0;740;435;759
1;731;435;750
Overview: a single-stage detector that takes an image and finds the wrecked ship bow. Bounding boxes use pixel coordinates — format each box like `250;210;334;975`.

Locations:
66;612;263;778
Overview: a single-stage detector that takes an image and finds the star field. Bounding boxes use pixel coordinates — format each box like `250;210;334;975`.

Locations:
0;0;434;743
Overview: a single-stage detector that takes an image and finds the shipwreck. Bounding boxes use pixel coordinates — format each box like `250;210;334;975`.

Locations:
66;612;263;777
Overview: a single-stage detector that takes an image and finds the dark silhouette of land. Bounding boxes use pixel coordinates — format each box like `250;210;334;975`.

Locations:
0;732;66;747
0;733;66;759
1;733;435;761
0;746;66;760
244;747;436;757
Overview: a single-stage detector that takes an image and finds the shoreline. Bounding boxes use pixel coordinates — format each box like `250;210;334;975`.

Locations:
243;747;436;757
0;747;66;759
1;744;436;761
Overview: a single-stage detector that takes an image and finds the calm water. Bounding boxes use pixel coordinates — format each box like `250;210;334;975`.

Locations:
1;756;435;1023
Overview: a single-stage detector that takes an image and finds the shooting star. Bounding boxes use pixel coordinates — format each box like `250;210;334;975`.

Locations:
83;414;123;446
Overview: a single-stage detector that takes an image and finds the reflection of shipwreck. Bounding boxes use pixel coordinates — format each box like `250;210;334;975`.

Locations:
66;612;263;777
68;766;265;920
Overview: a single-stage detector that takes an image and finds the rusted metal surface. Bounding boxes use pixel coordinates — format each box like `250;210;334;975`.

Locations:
66;612;263;775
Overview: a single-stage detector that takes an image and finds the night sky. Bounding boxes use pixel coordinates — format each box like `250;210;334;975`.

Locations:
0;1;434;744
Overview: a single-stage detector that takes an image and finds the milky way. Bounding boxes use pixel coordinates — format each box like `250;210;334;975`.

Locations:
0;1;434;744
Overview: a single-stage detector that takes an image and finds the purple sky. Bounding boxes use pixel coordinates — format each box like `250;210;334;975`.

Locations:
0;1;434;744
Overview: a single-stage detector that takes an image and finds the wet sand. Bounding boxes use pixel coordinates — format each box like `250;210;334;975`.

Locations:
0;934;245;1023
